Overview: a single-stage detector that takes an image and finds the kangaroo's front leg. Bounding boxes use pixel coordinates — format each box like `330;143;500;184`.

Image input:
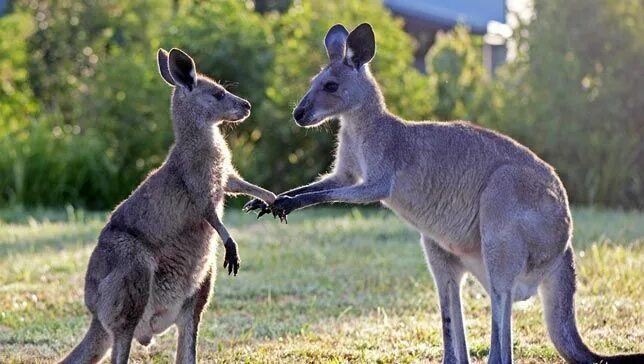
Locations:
279;171;355;198
226;174;276;203
226;174;276;217
271;179;391;221
205;210;239;275
244;168;357;217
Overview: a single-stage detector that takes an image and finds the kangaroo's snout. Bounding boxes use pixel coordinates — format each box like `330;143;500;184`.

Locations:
293;107;306;123
226;97;251;123
293;95;320;127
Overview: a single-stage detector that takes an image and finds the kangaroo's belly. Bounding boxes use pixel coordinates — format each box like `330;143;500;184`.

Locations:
134;300;184;345
134;225;216;345
382;195;481;257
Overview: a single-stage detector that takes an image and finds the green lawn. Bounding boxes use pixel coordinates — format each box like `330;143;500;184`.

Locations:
0;206;642;363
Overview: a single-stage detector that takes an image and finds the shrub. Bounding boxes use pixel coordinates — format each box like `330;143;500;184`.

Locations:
2;0;640;209
425;26;504;127
2;0;173;208
499;0;644;208
0;11;39;205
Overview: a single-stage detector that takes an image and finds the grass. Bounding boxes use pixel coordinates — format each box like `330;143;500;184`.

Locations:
0;206;642;363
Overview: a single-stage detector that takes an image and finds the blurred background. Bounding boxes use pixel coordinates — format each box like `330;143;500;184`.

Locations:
0;0;642;211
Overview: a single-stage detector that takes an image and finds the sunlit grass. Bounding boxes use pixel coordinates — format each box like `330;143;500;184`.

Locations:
0;207;642;363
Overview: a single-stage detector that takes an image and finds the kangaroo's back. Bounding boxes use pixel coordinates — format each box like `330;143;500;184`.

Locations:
371;120;562;246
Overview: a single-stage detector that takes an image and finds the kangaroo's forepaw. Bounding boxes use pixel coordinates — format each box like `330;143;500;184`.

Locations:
223;238;240;276
272;208;288;224
272;195;298;224
243;198;272;219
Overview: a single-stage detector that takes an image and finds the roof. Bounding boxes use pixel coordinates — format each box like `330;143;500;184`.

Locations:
384;0;506;34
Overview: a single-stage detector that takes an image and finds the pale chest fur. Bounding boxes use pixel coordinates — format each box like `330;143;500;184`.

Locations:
337;124;372;181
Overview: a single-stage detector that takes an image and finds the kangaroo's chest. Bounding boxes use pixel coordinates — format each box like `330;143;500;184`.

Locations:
339;130;371;180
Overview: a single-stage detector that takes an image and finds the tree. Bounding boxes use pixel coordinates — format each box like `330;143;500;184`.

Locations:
500;0;644;207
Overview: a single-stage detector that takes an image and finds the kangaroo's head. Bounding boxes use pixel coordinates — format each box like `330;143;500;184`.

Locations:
293;23;379;127
157;48;251;129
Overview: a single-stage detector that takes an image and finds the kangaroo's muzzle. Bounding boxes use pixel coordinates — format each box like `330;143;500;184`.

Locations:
293;107;306;123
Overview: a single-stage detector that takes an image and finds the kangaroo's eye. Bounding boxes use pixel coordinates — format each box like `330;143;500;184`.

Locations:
323;82;339;93
212;91;225;101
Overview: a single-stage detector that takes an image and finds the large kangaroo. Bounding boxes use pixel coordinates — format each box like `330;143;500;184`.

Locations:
61;48;276;364
248;24;643;363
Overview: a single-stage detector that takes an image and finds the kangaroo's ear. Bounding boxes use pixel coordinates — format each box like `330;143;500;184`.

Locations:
325;24;349;62
168;48;197;91
345;23;375;70
157;48;175;86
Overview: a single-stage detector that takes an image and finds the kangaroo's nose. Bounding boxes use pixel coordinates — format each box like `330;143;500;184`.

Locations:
241;100;251;110
293;107;305;122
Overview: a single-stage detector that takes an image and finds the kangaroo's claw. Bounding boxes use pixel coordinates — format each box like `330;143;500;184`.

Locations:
223;237;240;276
243;198;267;213
257;207;271;219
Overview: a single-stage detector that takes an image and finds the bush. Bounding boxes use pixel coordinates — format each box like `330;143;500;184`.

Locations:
3;0;428;207
0;11;39;205
1;0;641;209
498;0;644;208
1;0;173;208
425;25;504;127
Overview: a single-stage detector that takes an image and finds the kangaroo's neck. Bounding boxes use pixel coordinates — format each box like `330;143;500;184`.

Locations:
170;106;228;169
340;72;399;134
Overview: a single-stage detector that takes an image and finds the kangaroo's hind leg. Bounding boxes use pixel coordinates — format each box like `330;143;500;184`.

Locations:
175;267;214;364
95;232;153;364
422;236;470;364
479;167;535;364
480;229;525;364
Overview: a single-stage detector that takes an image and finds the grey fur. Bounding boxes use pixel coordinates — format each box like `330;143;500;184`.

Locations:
263;23;643;364
324;24;349;62
60;48;275;364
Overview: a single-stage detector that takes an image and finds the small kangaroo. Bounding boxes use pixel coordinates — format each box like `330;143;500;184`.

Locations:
61;48;276;364
248;24;643;363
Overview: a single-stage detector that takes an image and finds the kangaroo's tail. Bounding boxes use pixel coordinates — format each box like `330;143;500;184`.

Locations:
59;317;110;364
540;247;643;364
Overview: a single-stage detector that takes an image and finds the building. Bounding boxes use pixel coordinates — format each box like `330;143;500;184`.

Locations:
384;0;510;74
0;0;8;16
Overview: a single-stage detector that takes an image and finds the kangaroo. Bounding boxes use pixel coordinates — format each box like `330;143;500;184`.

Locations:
247;24;643;364
61;48;276;364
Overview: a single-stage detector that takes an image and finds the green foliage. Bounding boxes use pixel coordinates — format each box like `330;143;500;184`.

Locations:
499;0;644;208
1;0;173;208
25;0;171;119
0;0;641;208
426;26;504;126
1;0;429;208
5;114;115;206
0;11;39;205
